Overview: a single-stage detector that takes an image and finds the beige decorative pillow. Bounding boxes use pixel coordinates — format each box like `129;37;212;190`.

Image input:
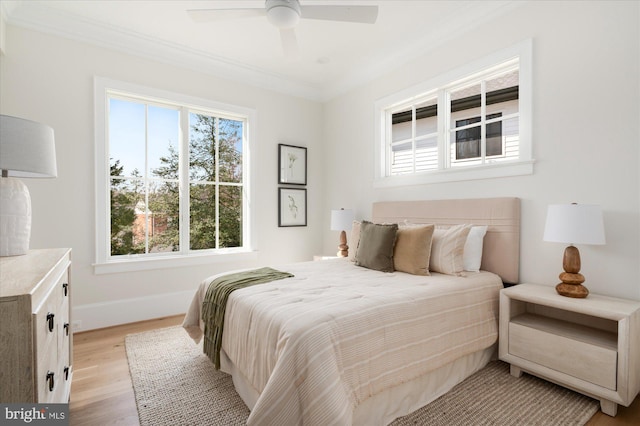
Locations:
354;221;398;272
430;224;472;276
348;220;361;262
393;224;435;275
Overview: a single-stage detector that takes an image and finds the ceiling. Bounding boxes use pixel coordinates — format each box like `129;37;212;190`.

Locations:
1;0;521;101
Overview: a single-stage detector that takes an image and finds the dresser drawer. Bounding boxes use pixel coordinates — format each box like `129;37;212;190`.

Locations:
509;320;617;390
33;276;62;403
57;269;71;356
33;282;61;365
36;346;59;403
57;277;73;402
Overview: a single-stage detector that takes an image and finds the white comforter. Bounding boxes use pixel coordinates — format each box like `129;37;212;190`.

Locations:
183;258;502;425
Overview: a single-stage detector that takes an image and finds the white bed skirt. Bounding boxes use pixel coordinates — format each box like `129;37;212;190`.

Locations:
221;344;496;426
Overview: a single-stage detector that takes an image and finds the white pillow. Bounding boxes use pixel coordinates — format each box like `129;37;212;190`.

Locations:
463;225;488;272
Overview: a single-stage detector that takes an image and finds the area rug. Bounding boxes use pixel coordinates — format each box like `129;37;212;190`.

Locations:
125;326;599;426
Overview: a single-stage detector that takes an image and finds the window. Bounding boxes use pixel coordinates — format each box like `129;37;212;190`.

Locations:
94;79;256;273
455;113;502;160
375;40;533;186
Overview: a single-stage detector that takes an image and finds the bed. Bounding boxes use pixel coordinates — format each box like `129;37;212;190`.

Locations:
183;197;520;425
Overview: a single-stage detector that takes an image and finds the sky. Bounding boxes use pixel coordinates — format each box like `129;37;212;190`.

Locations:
109;96;245;183
109;97;179;178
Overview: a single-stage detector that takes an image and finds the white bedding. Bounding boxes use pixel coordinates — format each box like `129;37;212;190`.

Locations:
183;257;503;425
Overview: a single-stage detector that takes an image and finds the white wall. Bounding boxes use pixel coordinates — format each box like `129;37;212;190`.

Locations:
323;1;640;301
0;26;324;330
1;1;638;332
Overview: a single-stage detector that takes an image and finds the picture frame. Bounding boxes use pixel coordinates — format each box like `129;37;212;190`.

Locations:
278;144;307;185
278;188;307;227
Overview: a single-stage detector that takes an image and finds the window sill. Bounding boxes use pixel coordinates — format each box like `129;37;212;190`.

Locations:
93;249;259;275
374;159;535;188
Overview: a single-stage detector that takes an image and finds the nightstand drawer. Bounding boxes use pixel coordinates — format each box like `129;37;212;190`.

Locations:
509;321;617;390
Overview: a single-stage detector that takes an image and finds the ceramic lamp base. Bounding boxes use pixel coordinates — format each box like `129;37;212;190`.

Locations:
0;177;31;256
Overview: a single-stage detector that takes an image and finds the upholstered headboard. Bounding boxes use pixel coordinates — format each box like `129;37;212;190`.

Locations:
372;197;520;284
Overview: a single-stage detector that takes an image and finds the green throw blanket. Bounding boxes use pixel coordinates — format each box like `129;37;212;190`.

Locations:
202;267;294;370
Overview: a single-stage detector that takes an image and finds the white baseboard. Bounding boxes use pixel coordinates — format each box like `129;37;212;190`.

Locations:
72;290;193;332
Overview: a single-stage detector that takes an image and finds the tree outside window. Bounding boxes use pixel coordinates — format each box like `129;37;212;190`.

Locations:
108;97;245;257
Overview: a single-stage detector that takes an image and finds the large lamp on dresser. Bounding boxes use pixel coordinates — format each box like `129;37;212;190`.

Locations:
543;203;606;298
0;114;57;257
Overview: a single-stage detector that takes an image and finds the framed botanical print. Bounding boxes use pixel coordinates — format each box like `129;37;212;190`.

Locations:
278;144;307;185
278;188;307;227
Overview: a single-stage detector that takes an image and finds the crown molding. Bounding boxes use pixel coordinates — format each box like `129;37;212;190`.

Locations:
4;1;526;103
4;1;324;101
321;1;525;100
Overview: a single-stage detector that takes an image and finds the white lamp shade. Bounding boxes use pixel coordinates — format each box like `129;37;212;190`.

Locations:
0;115;57;177
543;204;605;245
330;209;354;231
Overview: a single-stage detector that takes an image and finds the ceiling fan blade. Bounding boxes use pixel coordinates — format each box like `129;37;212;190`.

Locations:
187;8;266;23
280;28;299;58
299;5;378;24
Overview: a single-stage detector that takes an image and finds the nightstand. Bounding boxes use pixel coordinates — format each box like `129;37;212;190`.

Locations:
499;283;640;417
313;255;339;261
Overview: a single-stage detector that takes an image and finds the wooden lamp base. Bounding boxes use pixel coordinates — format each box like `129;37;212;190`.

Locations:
556;282;589;298
336;230;349;257
555;245;588;298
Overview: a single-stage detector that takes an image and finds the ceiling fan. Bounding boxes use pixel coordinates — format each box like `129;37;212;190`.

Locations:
187;0;379;57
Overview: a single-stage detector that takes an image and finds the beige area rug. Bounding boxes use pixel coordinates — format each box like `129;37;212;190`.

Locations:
125;326;599;426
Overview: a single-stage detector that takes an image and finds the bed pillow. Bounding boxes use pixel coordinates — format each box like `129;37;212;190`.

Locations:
355;221;398;272
429;224;472;276
463;225;488;272
393;224;435;275
348;220;361;262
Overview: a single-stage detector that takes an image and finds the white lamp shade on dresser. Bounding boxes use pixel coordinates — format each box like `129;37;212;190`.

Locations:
0;115;57;256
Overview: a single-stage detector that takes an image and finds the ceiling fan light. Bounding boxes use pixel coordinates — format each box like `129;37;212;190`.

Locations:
267;5;300;29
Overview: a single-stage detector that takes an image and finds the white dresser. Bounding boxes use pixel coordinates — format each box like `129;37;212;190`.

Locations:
0;248;73;403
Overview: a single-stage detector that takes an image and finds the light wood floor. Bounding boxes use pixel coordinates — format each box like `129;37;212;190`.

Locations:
69;315;640;425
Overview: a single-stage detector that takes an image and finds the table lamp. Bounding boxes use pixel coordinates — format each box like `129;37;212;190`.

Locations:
330;208;354;257
0;115;57;256
543;203;605;298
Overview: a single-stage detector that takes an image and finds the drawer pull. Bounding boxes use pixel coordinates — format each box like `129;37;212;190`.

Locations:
46;371;55;391
64;322;70;336
64;366;70;381
46;313;55;332
62;283;69;296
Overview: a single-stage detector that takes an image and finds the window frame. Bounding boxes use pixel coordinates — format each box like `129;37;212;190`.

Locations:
374;39;533;187
94;77;257;274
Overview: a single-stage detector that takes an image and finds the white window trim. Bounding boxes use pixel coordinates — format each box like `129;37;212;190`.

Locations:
93;77;257;274
374;39;533;187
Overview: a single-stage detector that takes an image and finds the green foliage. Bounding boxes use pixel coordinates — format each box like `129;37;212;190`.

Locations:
109;160;144;255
